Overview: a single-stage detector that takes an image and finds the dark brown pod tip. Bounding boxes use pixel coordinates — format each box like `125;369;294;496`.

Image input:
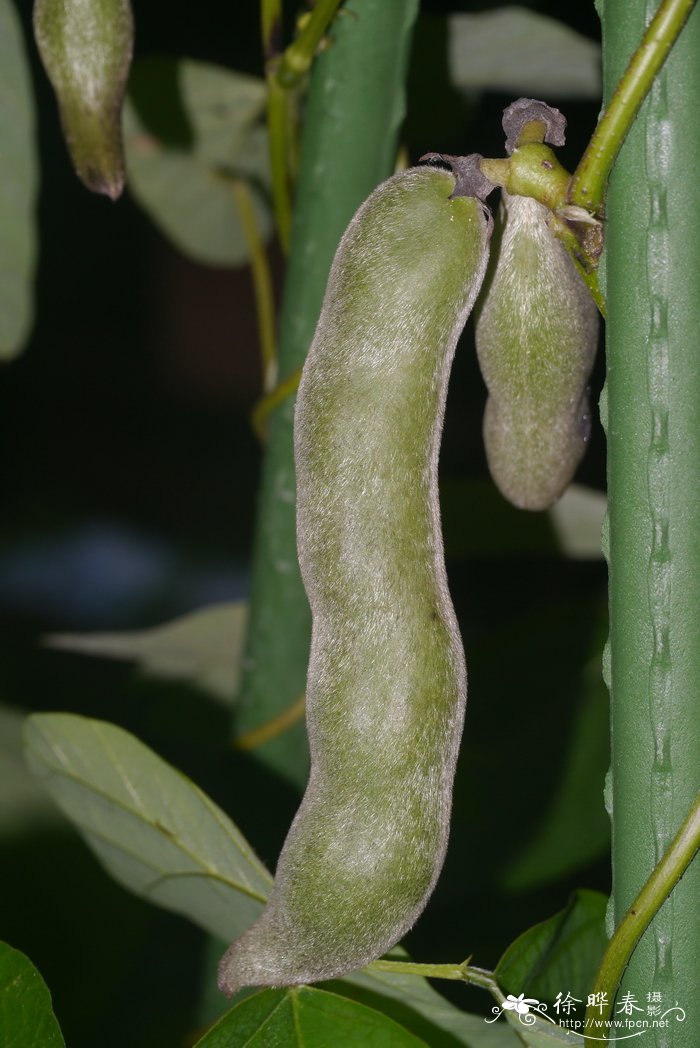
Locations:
502;98;567;155
419;152;496;203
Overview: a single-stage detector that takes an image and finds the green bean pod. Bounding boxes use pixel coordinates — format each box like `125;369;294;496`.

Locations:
218;163;492;993
33;0;133;199
475;189;599;510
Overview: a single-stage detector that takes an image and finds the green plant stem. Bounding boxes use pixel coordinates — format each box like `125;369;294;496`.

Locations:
600;1;700;1045
365;959;504;999
276;0;344;86
236;0;419;787
228;180;277;393
584;793;700;1048
234;692;305;750
264;0;344;251
365;959;465;981
570;0;697;213
266;79;295;253
250;364;302;442
548;214;606;316
261;0;282;62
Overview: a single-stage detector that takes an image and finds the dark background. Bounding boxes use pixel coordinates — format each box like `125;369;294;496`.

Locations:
1;2;608;1045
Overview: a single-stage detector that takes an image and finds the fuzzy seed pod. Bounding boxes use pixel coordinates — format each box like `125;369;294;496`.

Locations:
33;0;133;199
475;190;599;510
218;164;492;994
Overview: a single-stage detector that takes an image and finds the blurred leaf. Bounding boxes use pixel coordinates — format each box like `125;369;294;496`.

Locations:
442;481;604;560
500;654;609;890
501;1012;583;1048
0;0;37;359
20;714;586;1048
24;713;272;940
549;487;606;559
343;964;520;1047
0;705;57;832
496;890;607;1004
0;941;65;1048
21;716;515;1048
448;8;601;99
45;600;248;703
195;987;429;1047
123;57;271;265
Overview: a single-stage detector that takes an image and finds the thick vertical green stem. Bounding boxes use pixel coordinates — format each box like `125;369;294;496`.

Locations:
601;1;700;1043
584;793;700;1047
236;0;419;786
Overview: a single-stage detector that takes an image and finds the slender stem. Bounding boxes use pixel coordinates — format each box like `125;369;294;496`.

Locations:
266;78;295;254
584;793;700;1048
569;0;697;213
250;364;302;442
276;0;345;87
261;0;293;251
577;264;605;316
228;180;278;393
233;693;306;750
365;959;504;1000
264;0;344;250
462;966;505;999
261;0;283;62
548;214;606;316
365;959;465;981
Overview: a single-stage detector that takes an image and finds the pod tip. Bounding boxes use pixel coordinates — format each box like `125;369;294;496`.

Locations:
502;98;567;155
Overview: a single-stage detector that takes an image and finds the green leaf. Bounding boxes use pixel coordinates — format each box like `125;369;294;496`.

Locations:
496;889;608;1005
0;706;57;833
0;941;65;1048
123;57;271;266
342;965;520;1048
195;987;429;1047
21;713;526;1048
501;1012;583;1048
0;0;37;359
45;600;248;703
448;8;601;99
23;713;272;940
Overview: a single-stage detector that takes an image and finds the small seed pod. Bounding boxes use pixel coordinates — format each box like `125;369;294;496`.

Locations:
33;0;134;199
475;189;599;510
218;163;492;994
